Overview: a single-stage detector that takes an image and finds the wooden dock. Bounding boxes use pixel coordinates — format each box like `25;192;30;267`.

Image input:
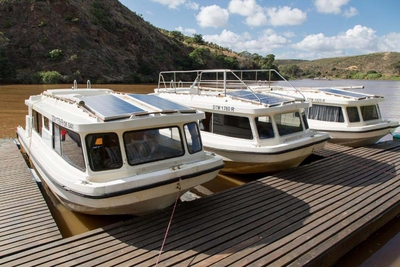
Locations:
0;139;62;259
1;138;400;266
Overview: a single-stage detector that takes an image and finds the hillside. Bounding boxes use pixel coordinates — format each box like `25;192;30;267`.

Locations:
276;52;400;79
0;0;195;83
0;0;399;84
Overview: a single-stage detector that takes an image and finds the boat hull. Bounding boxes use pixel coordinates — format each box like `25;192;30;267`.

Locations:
30;156;221;215
17;128;223;216
38;167;218;215
310;125;397;147
205;138;327;174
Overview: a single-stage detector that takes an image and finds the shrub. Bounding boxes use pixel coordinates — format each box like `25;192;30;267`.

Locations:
48;49;63;61
39;71;62;84
366;73;382;79
351;72;366;79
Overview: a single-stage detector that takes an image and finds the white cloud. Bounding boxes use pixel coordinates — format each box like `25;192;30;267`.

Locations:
186;1;199;10
176;26;197;35
266;6;307;26
245;11;268;27
203;29;288;54
204;29;242;45
343;7;358;18
196;5;229;28
151;0;186;9
228;0;307;27
283;31;295;38
293;25;377;54
378;32;400;52
228;0;259;16
314;0;350;14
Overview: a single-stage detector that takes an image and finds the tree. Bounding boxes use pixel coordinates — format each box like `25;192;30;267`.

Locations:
0;49;15;83
192;34;205;45
391;61;400;75
281;64;301;78
189;47;212;68
169;31;185;42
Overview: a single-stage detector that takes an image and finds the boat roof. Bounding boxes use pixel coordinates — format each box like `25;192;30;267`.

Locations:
226;90;301;107
315;88;383;100
80;93;194;121
28;88;199;123
155;69;307;108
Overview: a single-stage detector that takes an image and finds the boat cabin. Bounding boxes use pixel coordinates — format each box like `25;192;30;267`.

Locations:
305;88;383;126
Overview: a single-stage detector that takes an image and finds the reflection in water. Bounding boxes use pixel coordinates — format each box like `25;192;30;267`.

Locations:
39;181;131;238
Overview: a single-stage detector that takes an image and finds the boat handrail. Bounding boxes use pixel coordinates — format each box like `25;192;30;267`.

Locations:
157;69;306;104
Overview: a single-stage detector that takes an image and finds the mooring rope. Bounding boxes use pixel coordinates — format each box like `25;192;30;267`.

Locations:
155;179;182;266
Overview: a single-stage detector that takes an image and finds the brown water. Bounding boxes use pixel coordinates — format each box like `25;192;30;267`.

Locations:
1;82;400;265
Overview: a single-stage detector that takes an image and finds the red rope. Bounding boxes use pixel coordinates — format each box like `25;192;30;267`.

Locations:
156;180;181;266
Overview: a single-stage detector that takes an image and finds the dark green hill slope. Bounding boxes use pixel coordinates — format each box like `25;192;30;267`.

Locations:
0;0;398;83
0;0;195;83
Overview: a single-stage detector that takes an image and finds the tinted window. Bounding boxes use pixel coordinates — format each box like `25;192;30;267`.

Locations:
212;113;253;139
124;127;184;166
347;107;360;122
308;105;344;122
275;112;303;136
86;133;122;171
54;124;85;171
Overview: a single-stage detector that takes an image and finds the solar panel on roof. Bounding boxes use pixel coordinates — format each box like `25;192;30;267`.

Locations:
129;94;194;112
227;90;292;106
82;94;144;121
318;88;370;99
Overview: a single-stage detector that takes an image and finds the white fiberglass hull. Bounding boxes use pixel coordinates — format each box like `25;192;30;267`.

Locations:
17;128;222;215
39;165;219;215
308;121;398;147
203;133;329;174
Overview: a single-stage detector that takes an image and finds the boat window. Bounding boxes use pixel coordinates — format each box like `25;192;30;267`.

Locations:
200;112;212;132
361;105;380;121
53;124;86;171
308;104;345;122
301;109;309;129
123;127;184;166
256;116;275;139
275;111;303;136
86;133;122;171
211;113;253;140
184;122;202;154
347;107;360;122
32;110;43;136
44;116;49;130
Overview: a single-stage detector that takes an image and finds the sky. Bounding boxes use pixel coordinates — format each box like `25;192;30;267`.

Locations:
118;0;400;60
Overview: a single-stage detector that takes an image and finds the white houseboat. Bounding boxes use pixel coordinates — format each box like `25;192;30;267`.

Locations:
264;86;399;147
16;84;224;215
153;69;330;174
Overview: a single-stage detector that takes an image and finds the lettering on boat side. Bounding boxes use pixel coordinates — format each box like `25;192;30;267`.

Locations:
309;98;325;103
52;115;74;129
212;105;235;112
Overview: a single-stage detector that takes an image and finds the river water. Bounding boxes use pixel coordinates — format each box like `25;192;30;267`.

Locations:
2;80;400;265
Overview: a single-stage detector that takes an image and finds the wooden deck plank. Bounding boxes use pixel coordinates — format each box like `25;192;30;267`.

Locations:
0;139;62;259
159;156;396;266
206;144;400;263
1;139;400;266
3;146;388;266
68;149;390;267
230;172;399;266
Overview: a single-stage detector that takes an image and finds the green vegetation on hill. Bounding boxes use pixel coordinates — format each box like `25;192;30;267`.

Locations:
277;52;400;80
0;0;399;84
